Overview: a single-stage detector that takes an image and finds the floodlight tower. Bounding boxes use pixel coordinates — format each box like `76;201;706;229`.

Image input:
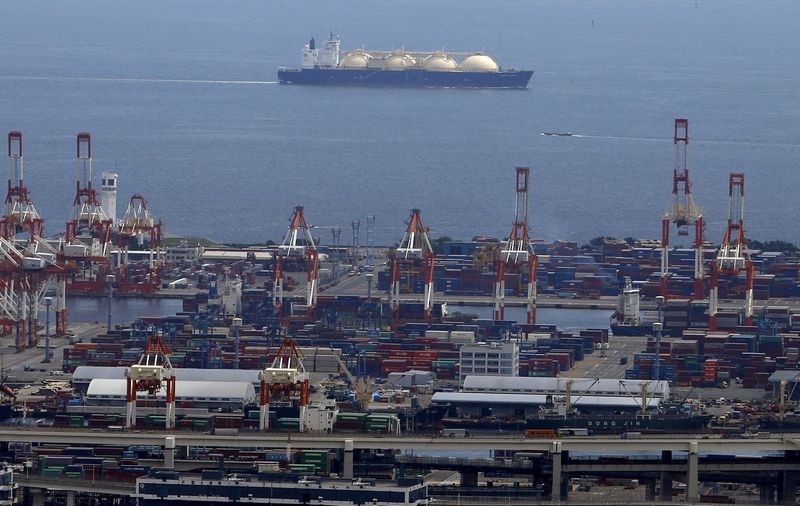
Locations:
709;173;754;330
258;338;309;431
493;167;538;324
276;206;319;318
660;119;704;299
389;209;435;324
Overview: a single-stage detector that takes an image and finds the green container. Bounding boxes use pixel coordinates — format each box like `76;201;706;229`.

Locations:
276;418;300;430
288;464;316;472
337;413;367;422
299;450;328;459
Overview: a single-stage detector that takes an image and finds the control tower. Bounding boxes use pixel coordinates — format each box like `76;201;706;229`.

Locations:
101;172;118;224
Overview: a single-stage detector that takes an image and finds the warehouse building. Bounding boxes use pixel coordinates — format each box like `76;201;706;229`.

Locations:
86;379;256;410
432;376;669;418
72;366;261;393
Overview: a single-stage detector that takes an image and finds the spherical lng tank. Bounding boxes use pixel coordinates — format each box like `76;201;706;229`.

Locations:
384;52;417;70
339;50;372;69
422;52;458;71
459;53;499;72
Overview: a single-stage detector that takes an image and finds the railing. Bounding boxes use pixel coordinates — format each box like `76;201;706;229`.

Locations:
396;455;536;470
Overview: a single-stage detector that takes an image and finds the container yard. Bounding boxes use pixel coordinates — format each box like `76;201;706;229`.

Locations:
4;122;800;505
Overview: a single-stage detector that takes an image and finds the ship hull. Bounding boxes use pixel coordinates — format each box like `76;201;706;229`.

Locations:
277;68;533;89
611;323;684;337
442;414;711;434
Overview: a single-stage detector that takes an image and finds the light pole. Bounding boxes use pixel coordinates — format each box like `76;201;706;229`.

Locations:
655;295;665;381
366;273;373;329
106;274;115;333
42;297;52;363
232;317;242;370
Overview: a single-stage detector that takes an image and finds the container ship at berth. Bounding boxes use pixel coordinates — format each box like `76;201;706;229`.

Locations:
277;33;533;89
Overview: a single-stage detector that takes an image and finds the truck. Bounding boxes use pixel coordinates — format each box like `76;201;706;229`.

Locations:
441;428;468;438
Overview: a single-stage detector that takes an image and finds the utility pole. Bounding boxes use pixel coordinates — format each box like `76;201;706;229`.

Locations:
366;215;375;270
351;220;361;269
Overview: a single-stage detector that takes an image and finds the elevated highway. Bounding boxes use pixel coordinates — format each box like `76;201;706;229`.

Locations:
2;429;800;453
4;430;800;503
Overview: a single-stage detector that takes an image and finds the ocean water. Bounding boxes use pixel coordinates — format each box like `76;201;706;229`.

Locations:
0;0;798;246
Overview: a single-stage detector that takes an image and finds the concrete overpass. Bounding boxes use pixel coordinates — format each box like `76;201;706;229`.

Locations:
4;429;800;503
2;429;800;453
15;475;135;506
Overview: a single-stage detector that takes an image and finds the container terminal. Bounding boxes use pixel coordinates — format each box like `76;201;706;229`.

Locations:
2;122;800;503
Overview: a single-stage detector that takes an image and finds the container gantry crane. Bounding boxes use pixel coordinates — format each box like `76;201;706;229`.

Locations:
709;173;754;331
0;132;64;349
2;132;43;239
660;119;705;300
125;333;176;429
274;206;319;319
389;209;435;325
258;338;309;431
116;194;164;294
64;133;113;294
494;167;538;324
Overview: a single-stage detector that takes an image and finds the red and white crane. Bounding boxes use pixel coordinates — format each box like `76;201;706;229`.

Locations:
0;132;64;349
258;338;309;431
660;119;705;300
116;194;163;293
2;132;43;239
275;206;319;319
390;209;435;324
63;133;114;298
709;173;754;330
66;133;112;255
125;334;176;429
494;167;538;324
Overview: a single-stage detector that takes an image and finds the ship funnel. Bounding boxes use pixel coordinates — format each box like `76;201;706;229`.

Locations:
309;37;316;50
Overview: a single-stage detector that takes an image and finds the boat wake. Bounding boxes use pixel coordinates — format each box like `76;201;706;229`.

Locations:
542;132;800;148
0;76;278;85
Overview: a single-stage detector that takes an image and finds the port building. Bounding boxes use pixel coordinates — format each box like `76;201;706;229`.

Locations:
432;376;669;417
86;379;256;410
458;342;519;382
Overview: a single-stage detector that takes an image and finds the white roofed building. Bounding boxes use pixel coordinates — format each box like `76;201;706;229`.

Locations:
431;375;670;419
72;366;261;393
86;378;255;410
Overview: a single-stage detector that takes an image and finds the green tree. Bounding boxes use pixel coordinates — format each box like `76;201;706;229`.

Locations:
430;235;454;254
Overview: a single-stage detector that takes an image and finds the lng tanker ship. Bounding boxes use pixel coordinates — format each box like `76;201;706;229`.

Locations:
277;33;533;89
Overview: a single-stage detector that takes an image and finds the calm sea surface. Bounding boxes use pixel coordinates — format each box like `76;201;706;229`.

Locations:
1;0;798;246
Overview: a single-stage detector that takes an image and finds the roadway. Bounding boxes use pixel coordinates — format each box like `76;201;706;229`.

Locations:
562;335;648;379
2;429;800;453
0;322;105;383
317;270;800;314
15;475;135;496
